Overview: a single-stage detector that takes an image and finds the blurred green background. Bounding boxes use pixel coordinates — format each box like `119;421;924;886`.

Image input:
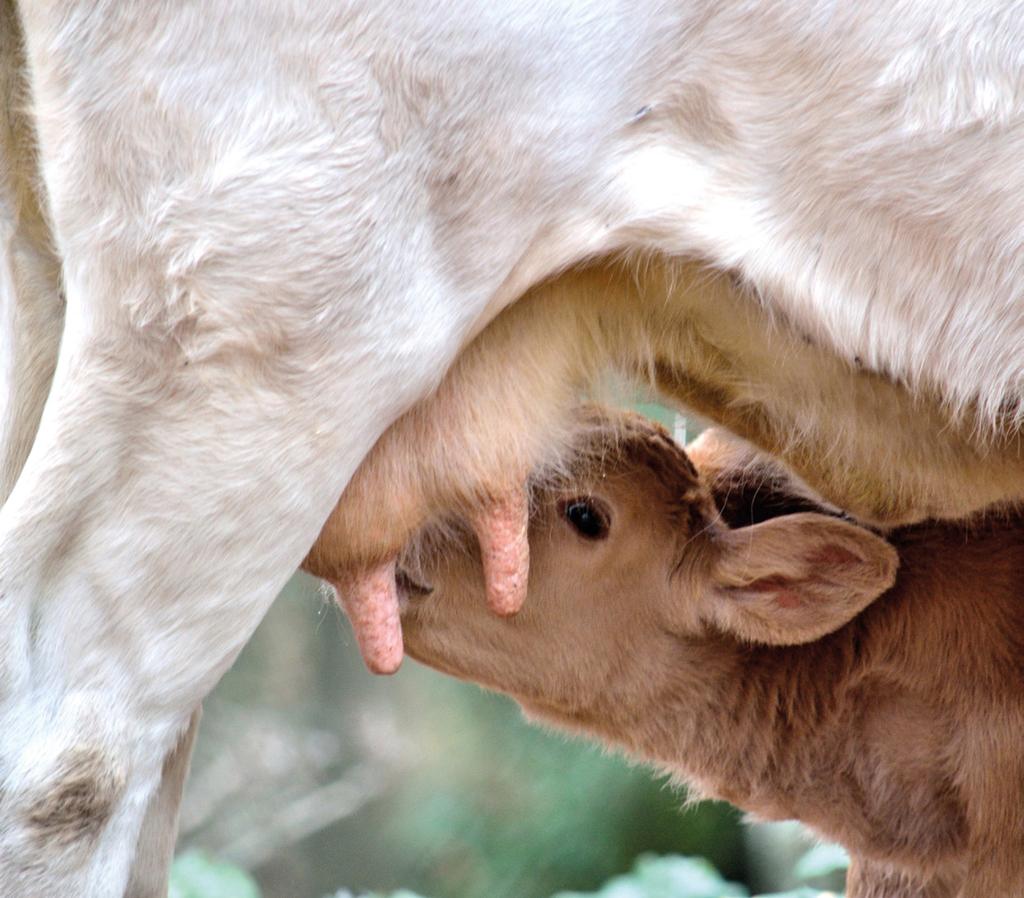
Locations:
175;403;847;898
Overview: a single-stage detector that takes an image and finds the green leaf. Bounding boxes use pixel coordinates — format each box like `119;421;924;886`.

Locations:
324;888;437;898
793;843;850;881
755;891;841;898
168;851;261;898
552;854;748;898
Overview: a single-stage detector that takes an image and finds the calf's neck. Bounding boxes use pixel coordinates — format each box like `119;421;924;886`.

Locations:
396;413;1024;898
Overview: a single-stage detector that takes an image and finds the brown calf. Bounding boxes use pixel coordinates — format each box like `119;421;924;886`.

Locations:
395;411;1024;898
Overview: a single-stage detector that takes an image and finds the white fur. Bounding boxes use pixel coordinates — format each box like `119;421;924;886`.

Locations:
2;1;1024;894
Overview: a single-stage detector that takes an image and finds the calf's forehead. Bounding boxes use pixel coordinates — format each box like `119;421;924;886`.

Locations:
563;415;708;510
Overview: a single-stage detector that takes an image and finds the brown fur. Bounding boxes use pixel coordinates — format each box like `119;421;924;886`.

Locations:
396;413;1024;898
687;427;850;527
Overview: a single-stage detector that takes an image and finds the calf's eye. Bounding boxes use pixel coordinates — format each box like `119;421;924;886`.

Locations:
562;498;610;540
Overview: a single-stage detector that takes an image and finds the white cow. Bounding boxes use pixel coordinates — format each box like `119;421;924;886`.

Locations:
3;2;1024;896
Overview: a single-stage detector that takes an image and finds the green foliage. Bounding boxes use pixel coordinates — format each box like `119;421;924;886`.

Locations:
383;673;745;898
167;847;839;896
168;852;261;898
169;852;841;898
756;892;838;898
361;856;838;898
793;844;850;881
551;855;747;898
372;892;432;898
328;891;432;898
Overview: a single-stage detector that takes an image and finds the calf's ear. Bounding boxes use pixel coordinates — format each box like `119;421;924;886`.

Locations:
702;513;898;646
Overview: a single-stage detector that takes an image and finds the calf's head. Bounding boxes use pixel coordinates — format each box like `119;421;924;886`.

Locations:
399;411;898;721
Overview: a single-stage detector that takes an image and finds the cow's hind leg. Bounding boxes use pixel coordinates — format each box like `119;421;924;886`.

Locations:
0;92;477;898
124;707;201;898
3;0;610;888
0;251;471;896
3;13;204;890
0;0;63;502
